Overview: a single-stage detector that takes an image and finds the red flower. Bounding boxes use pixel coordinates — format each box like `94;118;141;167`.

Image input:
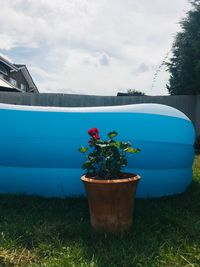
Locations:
88;139;93;146
93;134;100;140
88;128;100;140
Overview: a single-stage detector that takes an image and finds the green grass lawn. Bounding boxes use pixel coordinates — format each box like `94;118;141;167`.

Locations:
0;156;200;267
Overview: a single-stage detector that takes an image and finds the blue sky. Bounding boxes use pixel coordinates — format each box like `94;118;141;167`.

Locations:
0;0;191;95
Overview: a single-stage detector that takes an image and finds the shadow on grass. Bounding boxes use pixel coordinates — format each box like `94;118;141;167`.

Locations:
0;179;200;267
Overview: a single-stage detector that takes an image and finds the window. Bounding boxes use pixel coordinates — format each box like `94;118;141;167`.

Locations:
0;64;8;76
9;78;17;87
0;73;4;79
20;83;26;91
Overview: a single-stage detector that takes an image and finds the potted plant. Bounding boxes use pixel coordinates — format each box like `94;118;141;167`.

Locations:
79;128;141;233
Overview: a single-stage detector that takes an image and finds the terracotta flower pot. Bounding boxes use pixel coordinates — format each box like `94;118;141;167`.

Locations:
81;173;141;233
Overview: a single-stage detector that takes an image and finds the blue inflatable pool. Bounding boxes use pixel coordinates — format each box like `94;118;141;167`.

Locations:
0;103;195;198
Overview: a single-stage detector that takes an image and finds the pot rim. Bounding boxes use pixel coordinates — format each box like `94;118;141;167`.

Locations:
81;172;141;184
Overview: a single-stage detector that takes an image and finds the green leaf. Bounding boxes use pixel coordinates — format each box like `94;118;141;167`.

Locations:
114;141;121;147
108;131;118;139
79;147;88;153
109;141;121;147
96;143;109;148
82;161;93;169
105;156;111;161
125;147;141;153
120;142;131;150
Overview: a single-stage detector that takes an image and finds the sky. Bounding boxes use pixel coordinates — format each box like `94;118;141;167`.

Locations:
0;0;191;95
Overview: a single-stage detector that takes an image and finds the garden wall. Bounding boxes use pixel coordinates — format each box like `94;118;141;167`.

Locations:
0;92;199;136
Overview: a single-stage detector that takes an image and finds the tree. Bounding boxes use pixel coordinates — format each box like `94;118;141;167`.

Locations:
166;0;200;95
126;89;146;96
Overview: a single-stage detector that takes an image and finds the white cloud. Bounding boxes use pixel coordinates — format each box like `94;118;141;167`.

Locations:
132;63;151;76
98;53;110;66
0;0;191;95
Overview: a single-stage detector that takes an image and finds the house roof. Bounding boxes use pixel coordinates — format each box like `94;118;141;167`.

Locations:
14;64;38;92
0;78;13;88
0;56;39;93
0;76;21;92
0;56;18;71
